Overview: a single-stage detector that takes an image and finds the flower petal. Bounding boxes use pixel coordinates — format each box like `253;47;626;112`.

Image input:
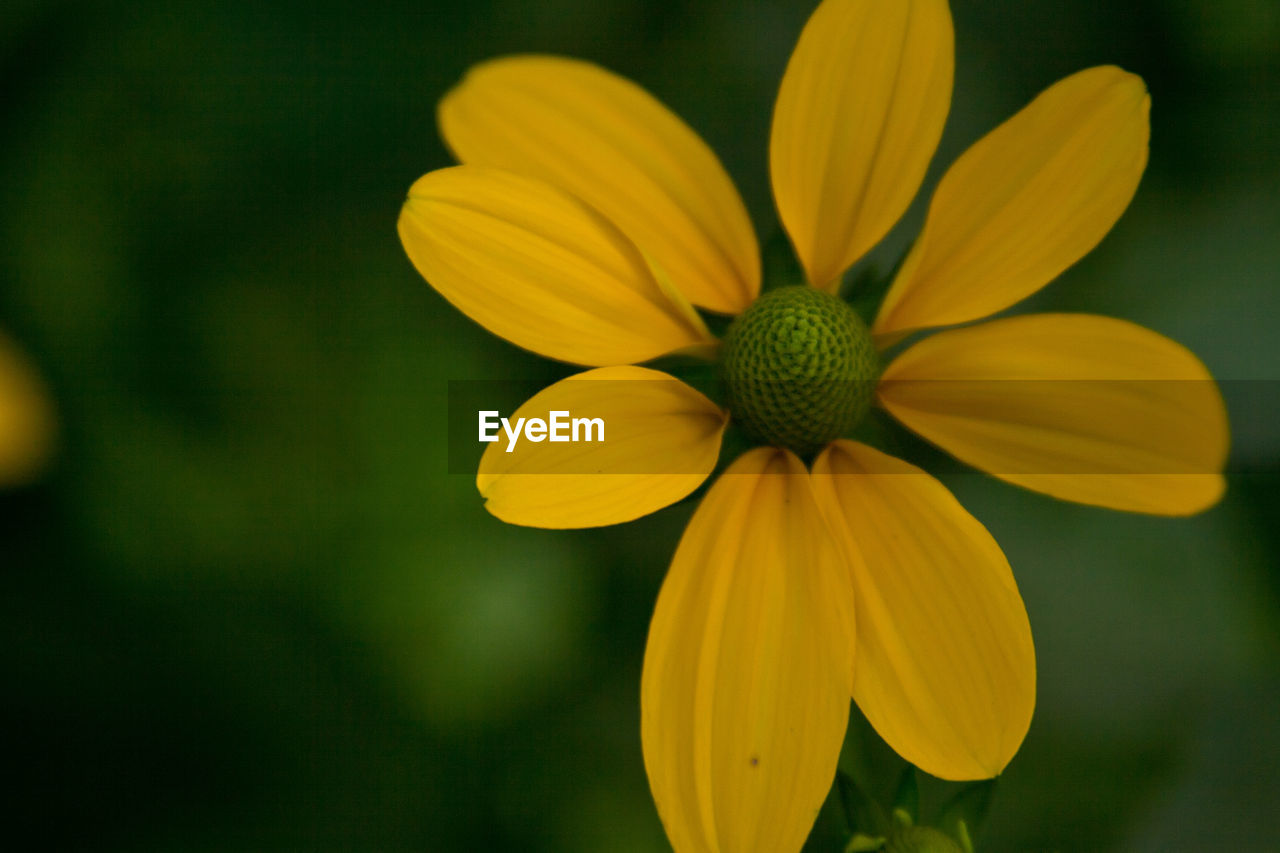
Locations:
0;332;55;486
878;314;1229;515
770;0;953;290
642;448;855;853
439;56;760;314
811;441;1035;781
874;66;1151;338
476;366;727;529
398;166;713;366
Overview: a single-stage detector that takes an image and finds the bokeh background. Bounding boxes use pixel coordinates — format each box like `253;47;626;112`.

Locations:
3;0;1279;849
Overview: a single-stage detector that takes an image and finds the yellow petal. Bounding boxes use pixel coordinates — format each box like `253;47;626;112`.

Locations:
476;366;727;529
811;441;1035;781
874;66;1151;339
398;166;712;366
0;332;55;486
642;448;855;853
439;56;760;314
770;0;953;290
879;314;1229;515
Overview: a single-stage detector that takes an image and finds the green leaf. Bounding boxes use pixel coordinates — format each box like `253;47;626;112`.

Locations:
846;833;888;853
936;779;997;852
837;770;891;838
843;238;914;322
761;227;806;291
892;766;920;826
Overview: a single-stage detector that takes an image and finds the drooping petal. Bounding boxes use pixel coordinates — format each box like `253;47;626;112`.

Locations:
874;66;1151;339
439;56;760;314
476;366;727;529
398;166;713;366
811;441;1035;781
770;0;953;290
642;448;855;853
0;332;55;486
878;314;1229;515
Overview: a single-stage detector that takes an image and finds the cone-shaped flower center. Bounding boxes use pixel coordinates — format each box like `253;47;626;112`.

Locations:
884;826;966;853
721;285;878;455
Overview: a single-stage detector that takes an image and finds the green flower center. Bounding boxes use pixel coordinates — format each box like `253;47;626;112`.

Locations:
721;285;879;456
884;827;966;853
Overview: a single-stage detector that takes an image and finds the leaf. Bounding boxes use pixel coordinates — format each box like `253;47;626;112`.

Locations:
846;833;888;853
892;766;920;827
936;778;997;852
837;769;892;837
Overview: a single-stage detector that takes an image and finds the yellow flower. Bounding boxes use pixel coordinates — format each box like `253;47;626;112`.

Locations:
0;330;55;487
397;0;1228;849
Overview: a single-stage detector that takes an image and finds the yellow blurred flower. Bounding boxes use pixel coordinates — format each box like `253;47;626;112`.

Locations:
398;0;1228;849
0;330;55;487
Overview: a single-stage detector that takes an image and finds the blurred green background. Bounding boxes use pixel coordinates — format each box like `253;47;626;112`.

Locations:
3;0;1278;849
